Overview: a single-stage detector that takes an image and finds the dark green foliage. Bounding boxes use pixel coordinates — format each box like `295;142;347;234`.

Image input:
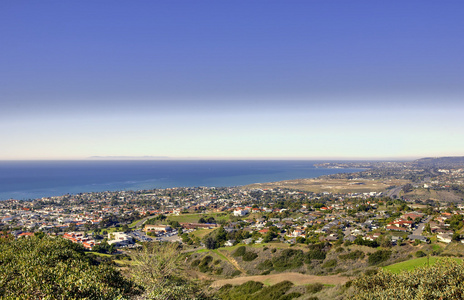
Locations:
203;255;213;264
205;236;217;249
235;281;264;295
306;283;324;294
242;252;258;261
272;249;304;271
364;269;379;276
354;236;379;248
350;259;464;299
258;259;273;270
368;250;392;265
339;250;365;260
198;255;214;273
218;280;296;300
415;250;426;258
233;246;247;257
191;259;201;267
92;241;115;254
307;243;328;260
219;284;233;292
322;259;337;268
254;280;294;299
0;236;140;299
306;249;326;261
231;270;242;277
280;292;302;300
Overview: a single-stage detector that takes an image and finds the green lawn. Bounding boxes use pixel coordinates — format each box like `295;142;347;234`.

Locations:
191;228;215;239
383;256;462;273
167;212;229;223
86;251;112;258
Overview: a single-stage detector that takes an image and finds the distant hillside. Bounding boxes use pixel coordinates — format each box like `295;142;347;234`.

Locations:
413;156;464;167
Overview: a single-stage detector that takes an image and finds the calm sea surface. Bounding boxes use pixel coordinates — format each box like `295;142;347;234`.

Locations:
0;160;361;200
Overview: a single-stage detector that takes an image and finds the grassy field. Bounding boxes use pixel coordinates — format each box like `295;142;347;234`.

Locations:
87;251;112;257
383;256;463;273
166;212;229;223
191;228;216;239
245;178;410;193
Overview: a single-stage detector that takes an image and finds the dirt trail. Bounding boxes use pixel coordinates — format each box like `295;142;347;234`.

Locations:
220;250;247;274
210;273;349;288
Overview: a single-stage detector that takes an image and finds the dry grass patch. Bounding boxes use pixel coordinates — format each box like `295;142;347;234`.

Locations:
211;273;349;288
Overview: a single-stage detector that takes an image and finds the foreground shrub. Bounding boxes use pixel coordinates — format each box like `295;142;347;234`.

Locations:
272;249;304;271
350;259;464;300
368;249;391;265
130;242;213;299
339;250;365;260
242;251;258;261
233;246;247;257
0;236;140;299
307;282;324;294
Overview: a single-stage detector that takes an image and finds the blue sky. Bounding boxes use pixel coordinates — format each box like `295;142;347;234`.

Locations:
1;1;463;160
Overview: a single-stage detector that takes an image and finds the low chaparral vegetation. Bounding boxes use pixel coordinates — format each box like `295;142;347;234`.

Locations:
349;259;464;300
0;236;141;299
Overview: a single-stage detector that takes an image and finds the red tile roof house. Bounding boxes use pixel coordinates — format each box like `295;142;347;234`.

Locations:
17;232;34;238
386;225;409;232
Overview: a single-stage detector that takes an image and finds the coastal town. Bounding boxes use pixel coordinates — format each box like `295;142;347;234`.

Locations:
2;157;464;255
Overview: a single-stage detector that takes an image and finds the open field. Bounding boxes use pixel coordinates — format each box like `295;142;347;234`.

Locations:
210;273;349;288
245;178;410;193
191;228;215;239
383;257;463;273
166;212;229;223
404;188;464;202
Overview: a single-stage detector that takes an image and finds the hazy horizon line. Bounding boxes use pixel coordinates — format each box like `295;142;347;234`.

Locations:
0;155;428;161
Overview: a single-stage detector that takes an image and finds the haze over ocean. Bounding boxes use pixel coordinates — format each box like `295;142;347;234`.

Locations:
0;160;362;201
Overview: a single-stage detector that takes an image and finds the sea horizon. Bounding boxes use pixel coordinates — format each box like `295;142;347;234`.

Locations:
0;160;364;201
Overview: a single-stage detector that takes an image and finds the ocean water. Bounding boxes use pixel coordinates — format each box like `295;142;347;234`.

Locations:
0;160;361;200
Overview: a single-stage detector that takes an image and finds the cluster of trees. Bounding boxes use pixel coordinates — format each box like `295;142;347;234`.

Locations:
203;226;251;249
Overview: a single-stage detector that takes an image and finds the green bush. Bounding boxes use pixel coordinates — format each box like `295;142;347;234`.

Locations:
0;236;140;299
272;249;304;271
255;280;294;299
350;259;464;299
280;292;302;300
242;251;258;261
368;250;392;265
233;246;247;257
191;259;201;267
258;259;274;270
307;282;324;294
415;250;426;258
235;281;264;295
339;250;365;260
322;259;337;268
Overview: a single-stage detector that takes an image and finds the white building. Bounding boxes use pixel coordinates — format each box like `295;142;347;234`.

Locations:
233;209;249;217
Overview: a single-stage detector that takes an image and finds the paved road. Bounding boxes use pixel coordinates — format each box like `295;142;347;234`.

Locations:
129;216;153;229
387;186;403;198
412;216;433;236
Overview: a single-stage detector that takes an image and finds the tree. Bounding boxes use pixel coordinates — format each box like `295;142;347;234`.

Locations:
204;237;217;249
130;242;211;299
